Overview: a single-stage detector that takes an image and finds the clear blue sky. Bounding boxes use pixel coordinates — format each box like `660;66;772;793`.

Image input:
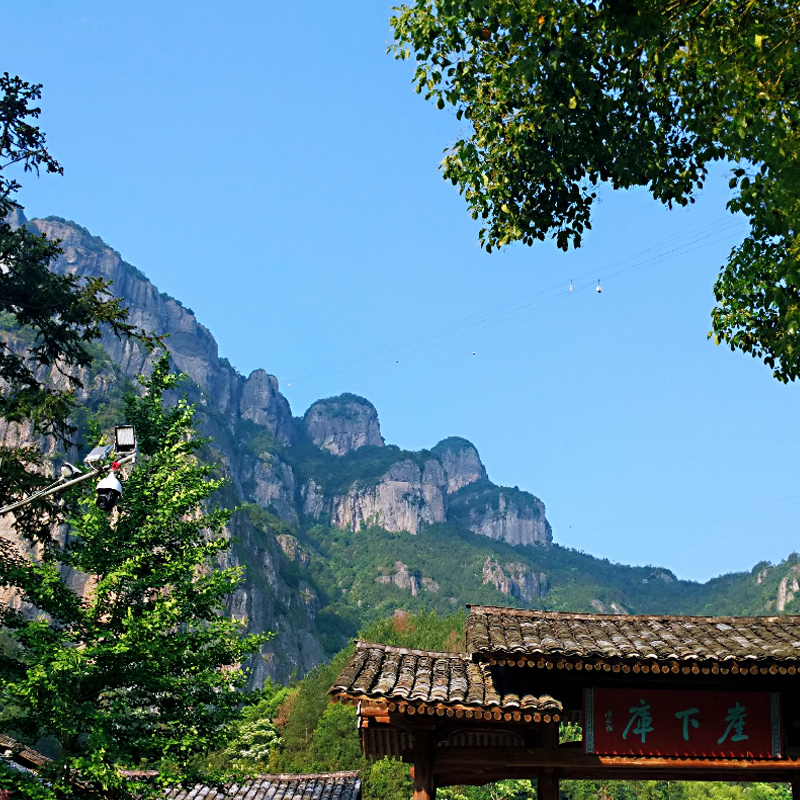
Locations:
4;1;798;582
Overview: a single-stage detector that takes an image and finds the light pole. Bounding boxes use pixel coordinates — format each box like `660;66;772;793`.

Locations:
0;425;137;517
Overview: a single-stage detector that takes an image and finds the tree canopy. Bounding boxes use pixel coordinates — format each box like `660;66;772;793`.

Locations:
0;356;264;798
389;0;800;380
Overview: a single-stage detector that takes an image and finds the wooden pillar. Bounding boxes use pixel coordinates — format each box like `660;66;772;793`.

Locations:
539;769;559;800
791;777;800;800
413;729;435;800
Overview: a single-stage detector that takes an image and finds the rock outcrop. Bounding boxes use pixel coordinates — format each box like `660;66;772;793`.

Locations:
304;394;383;455
448;482;552;547
431;437;487;493
482;558;548;602
299;439;550;548
26;216;295;446
328;459;446;533
375;561;421;595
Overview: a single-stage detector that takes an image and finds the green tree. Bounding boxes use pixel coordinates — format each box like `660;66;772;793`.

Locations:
0;72;148;543
389;1;800;381
0;355;264;798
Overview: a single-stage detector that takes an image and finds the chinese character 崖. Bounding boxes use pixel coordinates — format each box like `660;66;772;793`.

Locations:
674;707;700;741
623;699;654;743
718;702;749;744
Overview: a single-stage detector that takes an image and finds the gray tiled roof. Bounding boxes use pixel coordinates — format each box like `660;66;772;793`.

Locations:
0;755;37;775
331;641;562;711
162;773;360;800
466;606;800;662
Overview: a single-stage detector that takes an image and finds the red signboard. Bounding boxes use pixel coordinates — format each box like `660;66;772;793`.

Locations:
585;688;782;758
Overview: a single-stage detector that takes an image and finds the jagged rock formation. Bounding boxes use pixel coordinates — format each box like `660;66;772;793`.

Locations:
328;459;446;534
300;440;551;546
432;437;488;493
3;212;555;685
448;482;552;547
482;558;548;602
18;217;552;552
27;217;296;447
304;395;383;455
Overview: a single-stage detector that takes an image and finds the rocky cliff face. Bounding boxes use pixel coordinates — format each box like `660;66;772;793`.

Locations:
432;437;488;493
482;558;548;603
328;458;446;534
4;213;555;685
447;482;552;547
297;433;551;546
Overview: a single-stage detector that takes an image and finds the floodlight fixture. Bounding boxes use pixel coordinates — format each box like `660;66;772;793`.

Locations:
60;462;83;479
84;444;113;468
114;425;137;454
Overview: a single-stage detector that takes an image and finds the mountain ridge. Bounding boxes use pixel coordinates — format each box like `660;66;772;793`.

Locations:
3;211;800;687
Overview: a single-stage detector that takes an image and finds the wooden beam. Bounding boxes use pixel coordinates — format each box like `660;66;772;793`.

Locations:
414;729;435;800
433;746;800;777
438;767;800;786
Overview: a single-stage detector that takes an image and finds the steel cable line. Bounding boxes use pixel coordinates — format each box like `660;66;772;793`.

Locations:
287;219;747;383
292;214;739;380
391;222;746;385
289;215;742;382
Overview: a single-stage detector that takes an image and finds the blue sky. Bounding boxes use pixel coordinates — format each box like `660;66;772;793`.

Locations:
4;1;798;582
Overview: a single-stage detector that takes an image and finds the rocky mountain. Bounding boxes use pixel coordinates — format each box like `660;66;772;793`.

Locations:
4;213;800;687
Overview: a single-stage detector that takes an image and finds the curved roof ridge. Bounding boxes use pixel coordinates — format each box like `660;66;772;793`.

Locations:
466;605;800;624
353;640;470;659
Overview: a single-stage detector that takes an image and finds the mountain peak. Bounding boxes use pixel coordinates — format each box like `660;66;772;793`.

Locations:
303;394;384;456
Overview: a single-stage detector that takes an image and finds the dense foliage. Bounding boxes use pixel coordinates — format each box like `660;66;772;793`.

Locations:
0;356;264;798
389;1;800;381
241;500;800;661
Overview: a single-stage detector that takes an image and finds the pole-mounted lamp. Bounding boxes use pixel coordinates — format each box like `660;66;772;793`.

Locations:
0;425;138;516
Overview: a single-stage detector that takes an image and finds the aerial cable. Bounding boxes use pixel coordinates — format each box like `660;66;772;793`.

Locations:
286;218;747;383
289;220;746;383
294;217;742;379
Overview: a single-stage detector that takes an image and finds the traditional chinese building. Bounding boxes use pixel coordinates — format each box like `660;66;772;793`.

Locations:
330;606;800;800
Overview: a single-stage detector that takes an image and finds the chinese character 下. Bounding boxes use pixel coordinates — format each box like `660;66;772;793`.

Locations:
718;702;749;744
623;699;654;744
674;708;700;741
